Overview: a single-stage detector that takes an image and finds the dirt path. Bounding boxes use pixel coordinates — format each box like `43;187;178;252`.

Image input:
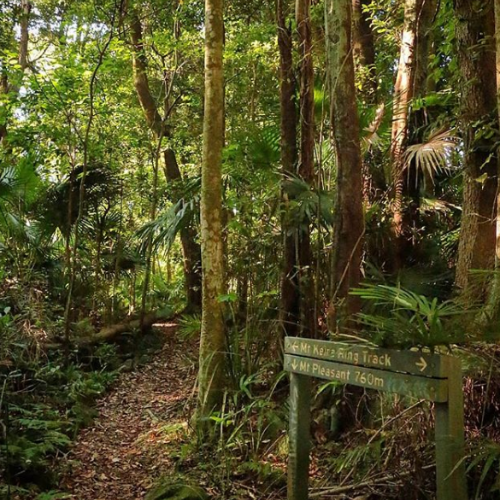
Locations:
58;324;196;500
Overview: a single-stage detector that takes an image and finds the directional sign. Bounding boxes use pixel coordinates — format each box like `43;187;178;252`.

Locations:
284;354;448;402
284;337;445;378
284;338;466;500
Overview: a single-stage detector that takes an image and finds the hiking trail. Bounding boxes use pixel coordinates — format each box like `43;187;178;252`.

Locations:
57;324;196;500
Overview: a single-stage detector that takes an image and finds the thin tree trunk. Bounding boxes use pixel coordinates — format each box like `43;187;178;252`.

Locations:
414;0;438;99
352;0;377;205
455;0;497;302
129;11;164;138
63;22;116;354
197;0;226;424
164;149;202;311
352;0;376;103
18;0;31;72
277;0;300;338
0;73;8;144
325;0;364;329
0;0;31;145
296;0;316;337
139;146;161;332
129;10;202;312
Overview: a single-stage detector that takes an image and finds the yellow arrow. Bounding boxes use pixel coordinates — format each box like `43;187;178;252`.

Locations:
291;359;298;371
416;357;427;372
291;341;299;352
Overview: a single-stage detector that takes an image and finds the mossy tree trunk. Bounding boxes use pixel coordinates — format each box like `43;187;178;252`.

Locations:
197;0;226;425
325;0;364;329
454;0;498;302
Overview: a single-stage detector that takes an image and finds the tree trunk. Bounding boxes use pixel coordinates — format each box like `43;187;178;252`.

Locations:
325;0;364;329
0;0;31;145
414;0;438;98
352;0;376;103
0;74;8;143
129;10;202;312
404;0;439;264
390;0;439;268
197;0;226;424
487;0;500;317
129;10;164;138
296;0;316;337
454;0;497;301
390;0;422;260
277;0;300;338
164;149;202;311
352;0;377;205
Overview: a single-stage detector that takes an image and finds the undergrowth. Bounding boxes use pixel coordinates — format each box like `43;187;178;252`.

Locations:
0;306;163;500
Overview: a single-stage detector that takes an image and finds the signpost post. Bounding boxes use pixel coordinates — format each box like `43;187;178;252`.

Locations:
284;338;467;500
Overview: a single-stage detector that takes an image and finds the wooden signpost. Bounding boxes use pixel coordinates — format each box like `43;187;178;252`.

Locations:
284;338;467;500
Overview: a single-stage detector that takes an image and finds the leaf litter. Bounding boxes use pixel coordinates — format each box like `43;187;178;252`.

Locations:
56;323;197;500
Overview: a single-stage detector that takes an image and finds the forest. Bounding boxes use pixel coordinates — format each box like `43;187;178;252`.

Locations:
2;0;500;498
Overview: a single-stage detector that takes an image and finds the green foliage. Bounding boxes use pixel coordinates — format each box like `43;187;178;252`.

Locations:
332;438;384;475
145;480;209;500
351;284;471;349
178;314;201;341
467;440;500;500
282;175;334;230
0;327;120;493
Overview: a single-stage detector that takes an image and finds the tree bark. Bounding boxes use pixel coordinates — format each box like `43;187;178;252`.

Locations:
129;10;202;312
352;0;376;103
390;0;422;250
325;0;364;329
197;0;226;423
18;0;31;72
277;0;300;338
390;0;439;268
164;149;202;311
454;0;497;301
129;11;164;138
414;0;438;98
403;0;439;264
0;0;31;145
487;0;500;317
296;0;316;337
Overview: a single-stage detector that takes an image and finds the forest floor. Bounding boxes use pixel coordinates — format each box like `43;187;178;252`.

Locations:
56;323;199;500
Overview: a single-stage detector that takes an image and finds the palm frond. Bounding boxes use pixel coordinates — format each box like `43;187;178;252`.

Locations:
136;196;198;255
350;284;470;349
403;128;459;184
247;126;281;167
